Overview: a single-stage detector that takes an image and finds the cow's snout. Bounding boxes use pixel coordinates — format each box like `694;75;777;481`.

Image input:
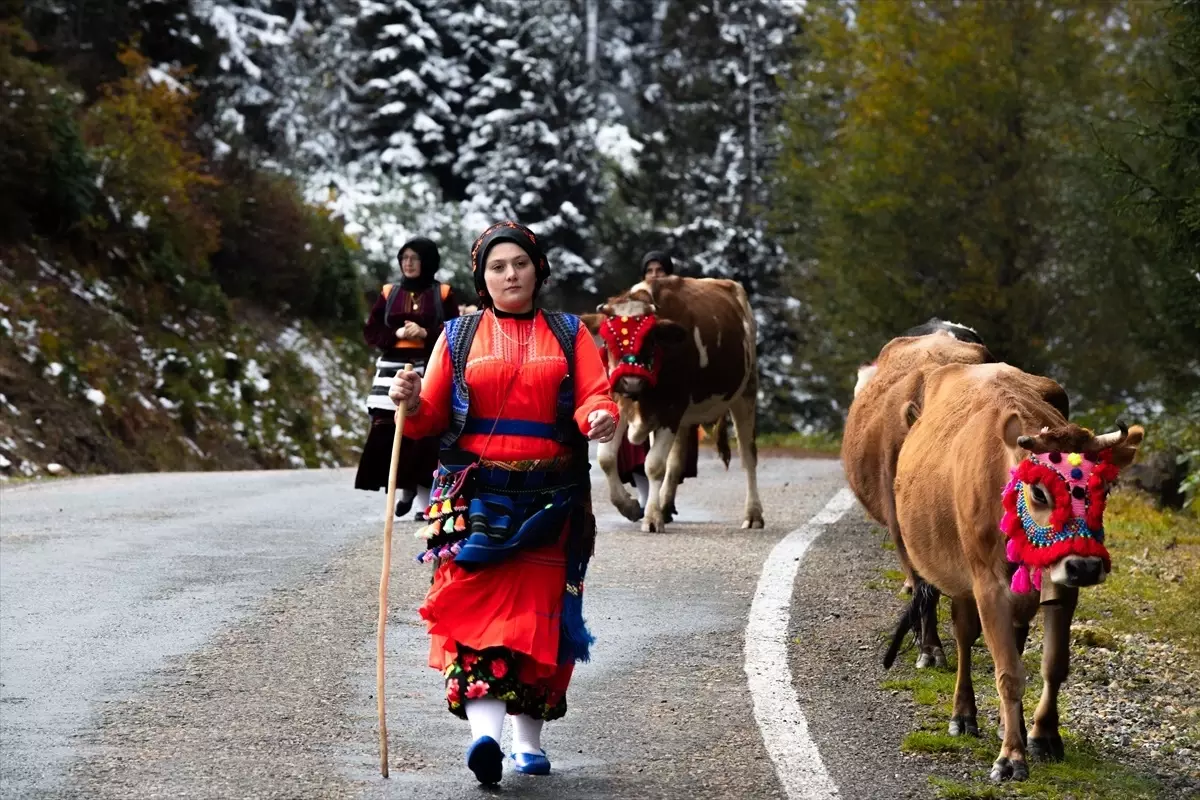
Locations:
1049;556;1108;588
615;376;647;397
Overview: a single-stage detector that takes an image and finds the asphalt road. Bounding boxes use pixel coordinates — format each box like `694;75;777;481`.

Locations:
1;453;940;799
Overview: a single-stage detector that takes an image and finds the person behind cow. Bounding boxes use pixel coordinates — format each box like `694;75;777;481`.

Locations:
356;238;460;517
609;251;701;515
388;220;617;785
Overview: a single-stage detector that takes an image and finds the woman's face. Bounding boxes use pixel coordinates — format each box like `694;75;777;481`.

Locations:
399;249;422;280
483;242;537;313
644;260;669;280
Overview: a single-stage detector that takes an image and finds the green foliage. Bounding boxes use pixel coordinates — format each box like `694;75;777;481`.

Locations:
82;45;221;284
0;20;96;240
1099;0;1200;403
210;162;364;327
775;0;1179;417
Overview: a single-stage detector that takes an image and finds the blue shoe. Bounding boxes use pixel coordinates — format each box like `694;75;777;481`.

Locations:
511;750;551;776
466;736;503;785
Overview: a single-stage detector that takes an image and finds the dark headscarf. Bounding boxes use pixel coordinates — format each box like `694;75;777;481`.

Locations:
470;221;550;308
641;250;675;277
397;237;440;291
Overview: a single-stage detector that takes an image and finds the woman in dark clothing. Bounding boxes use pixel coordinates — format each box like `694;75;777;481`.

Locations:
355;237;460;517
612;251;700;515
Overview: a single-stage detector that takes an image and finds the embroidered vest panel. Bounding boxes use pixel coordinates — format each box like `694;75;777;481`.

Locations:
440;311;587;461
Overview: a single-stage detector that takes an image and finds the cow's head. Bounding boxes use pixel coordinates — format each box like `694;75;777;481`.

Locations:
1000;421;1144;592
583;295;688;398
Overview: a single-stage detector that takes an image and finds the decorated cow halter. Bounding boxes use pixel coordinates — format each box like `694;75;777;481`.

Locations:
1000;448;1121;594
598;313;661;388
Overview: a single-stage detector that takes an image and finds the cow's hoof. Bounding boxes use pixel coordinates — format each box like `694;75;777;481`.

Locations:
989;757;1028;783
902;577;915;594
642;514;665;533
662;503;676;524
740;515;765;530
615;497;643;522
916;652;936;669
926;642;945;671
1029;734;1064;762
948;716;979;737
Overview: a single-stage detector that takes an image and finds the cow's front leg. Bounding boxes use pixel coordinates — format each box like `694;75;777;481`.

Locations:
642;427;676;532
729;396;764;529
1029;584;1078;762
658;430;687;523
597;416;642;521
973;576;1029;782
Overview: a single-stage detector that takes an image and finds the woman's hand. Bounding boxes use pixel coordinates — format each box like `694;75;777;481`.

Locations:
388;370;422;413
396;321;426;341
586;410;617;443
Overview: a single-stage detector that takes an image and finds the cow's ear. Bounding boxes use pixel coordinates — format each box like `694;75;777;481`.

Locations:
653;319;689;346
1002;411;1024;450
580;313;605;334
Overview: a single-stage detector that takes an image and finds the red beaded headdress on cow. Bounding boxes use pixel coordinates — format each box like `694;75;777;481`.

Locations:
1000;436;1123;594
598;312;661;388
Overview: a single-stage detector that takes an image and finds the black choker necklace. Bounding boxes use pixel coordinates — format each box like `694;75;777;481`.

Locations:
492;307;537;320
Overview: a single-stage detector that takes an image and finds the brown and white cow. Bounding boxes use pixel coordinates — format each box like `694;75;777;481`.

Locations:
842;321;998;668
892;361;1142;782
582;276;763;532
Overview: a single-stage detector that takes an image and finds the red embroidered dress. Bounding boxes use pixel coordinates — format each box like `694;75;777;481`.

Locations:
403;310;617;719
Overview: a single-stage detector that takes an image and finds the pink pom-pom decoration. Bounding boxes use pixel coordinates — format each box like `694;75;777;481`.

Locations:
1010;565;1033;594
1006;538;1021;562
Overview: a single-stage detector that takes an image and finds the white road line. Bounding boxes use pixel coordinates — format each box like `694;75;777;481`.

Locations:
745;487;857;800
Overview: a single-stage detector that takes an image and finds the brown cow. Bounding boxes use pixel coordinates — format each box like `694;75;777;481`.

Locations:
842;321;997;668
892;361;1143;782
582;276;763;532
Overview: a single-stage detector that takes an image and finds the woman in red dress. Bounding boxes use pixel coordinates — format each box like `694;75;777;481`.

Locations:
389;221;617;785
612;251;700;517
356;238;459;518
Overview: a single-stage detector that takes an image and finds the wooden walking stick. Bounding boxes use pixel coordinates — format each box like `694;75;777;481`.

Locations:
377;363;413;778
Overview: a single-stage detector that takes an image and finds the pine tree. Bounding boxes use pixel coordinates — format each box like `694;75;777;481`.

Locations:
451;0;609;298
351;0;466;187
194;1;358;173
608;0;805;427
776;0;1172;419
1105;0;1200;401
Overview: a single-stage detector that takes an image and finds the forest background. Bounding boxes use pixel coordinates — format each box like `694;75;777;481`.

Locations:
1;0;1196;510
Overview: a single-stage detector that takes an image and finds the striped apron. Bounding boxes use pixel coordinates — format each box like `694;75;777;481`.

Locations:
366;346;428;415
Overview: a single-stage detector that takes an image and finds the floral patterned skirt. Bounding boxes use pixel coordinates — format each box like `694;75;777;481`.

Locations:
443;643;573;721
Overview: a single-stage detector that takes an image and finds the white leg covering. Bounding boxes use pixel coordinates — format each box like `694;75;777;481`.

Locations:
465;698;507;743
633;472;650;509
510;714;545;755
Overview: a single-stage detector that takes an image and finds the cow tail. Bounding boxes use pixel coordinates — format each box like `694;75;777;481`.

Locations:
715;414;732;470
883;578;937;669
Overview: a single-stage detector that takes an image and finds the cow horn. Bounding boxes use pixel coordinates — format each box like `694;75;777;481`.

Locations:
1090;421;1129;451
1017;435;1039;452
